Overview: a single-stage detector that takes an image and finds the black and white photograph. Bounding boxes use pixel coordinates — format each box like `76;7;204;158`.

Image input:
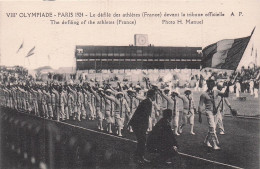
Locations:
0;0;259;168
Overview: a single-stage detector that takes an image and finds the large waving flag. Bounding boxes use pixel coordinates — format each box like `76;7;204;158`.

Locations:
201;28;255;70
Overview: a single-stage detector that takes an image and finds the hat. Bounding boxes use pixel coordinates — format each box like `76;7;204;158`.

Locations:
184;89;192;95
105;89;113;93
116;92;124;97
164;87;170;91
171;90;179;96
127;88;136;93
135;85;141;89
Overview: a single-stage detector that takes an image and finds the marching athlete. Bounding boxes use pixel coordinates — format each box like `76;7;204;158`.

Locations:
198;78;229;150
215;83;232;135
158;89;180;135
88;84;105;130
178;89;196;135
103;91;130;137
102;89;115;133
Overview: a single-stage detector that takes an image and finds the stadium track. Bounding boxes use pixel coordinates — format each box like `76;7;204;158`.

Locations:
1;107;259;169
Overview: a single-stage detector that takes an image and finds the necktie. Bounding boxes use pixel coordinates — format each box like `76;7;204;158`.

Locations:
67;94;69;106
59;93;61;105
110;100;113;116
166;98;169;109
211;91;217;114
120;99;123;117
100;97;102;108
130;97;133;113
77;92;79;104
172;97;176;117
188;97;191;111
221;98;224;111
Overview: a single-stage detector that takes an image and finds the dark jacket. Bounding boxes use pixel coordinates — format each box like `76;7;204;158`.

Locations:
128;98;152;131
146;118;178;153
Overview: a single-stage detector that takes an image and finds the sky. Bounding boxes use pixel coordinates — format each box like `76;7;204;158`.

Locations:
0;0;259;70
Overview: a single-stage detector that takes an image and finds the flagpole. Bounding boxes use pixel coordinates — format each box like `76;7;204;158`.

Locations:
28;57;31;66
235;27;256;72
48;55;50;67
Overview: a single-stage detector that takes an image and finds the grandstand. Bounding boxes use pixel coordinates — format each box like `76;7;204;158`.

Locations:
75;45;202;70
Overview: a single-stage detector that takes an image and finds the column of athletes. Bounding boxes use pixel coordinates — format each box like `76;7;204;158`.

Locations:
0;77;232;145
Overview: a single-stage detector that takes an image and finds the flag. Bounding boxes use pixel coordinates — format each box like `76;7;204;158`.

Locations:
251;44;254;56
25;46;35;57
255;49;258;62
201;28;255;70
16;42;24;53
198;74;204;88
25;52;34;58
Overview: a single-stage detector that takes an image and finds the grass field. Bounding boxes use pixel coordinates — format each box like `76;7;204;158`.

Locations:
184;90;260;117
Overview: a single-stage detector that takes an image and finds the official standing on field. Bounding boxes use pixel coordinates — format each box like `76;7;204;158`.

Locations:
128;89;156;164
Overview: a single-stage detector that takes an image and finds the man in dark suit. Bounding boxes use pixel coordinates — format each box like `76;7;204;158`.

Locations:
128;89;156;164
146;109;178;165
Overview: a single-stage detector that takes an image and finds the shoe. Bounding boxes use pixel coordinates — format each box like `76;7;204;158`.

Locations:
179;126;183;134
159;161;172;166
118;134;122;137
219;131;225;135
175;132;180;136
135;157;150;164
213;145;221;150
100;127;104;131
129;128;133;133
165;161;172;165
142;157;150;163
190;132;195;135
205;141;212;148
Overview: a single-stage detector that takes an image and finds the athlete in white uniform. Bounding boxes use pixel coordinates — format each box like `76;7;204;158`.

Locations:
103;91;130;137
215;83;232;135
158;89;180;135
198;79;229;150
178;89;196;135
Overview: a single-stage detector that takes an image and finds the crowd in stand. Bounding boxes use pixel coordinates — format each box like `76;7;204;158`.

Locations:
194;67;260;98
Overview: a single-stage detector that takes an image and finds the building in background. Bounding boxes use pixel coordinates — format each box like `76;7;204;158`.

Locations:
75;34;202;71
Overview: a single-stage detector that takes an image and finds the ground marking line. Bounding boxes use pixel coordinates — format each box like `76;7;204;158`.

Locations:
9;110;244;169
178;152;244;169
61;121;244;169
224;114;260;120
